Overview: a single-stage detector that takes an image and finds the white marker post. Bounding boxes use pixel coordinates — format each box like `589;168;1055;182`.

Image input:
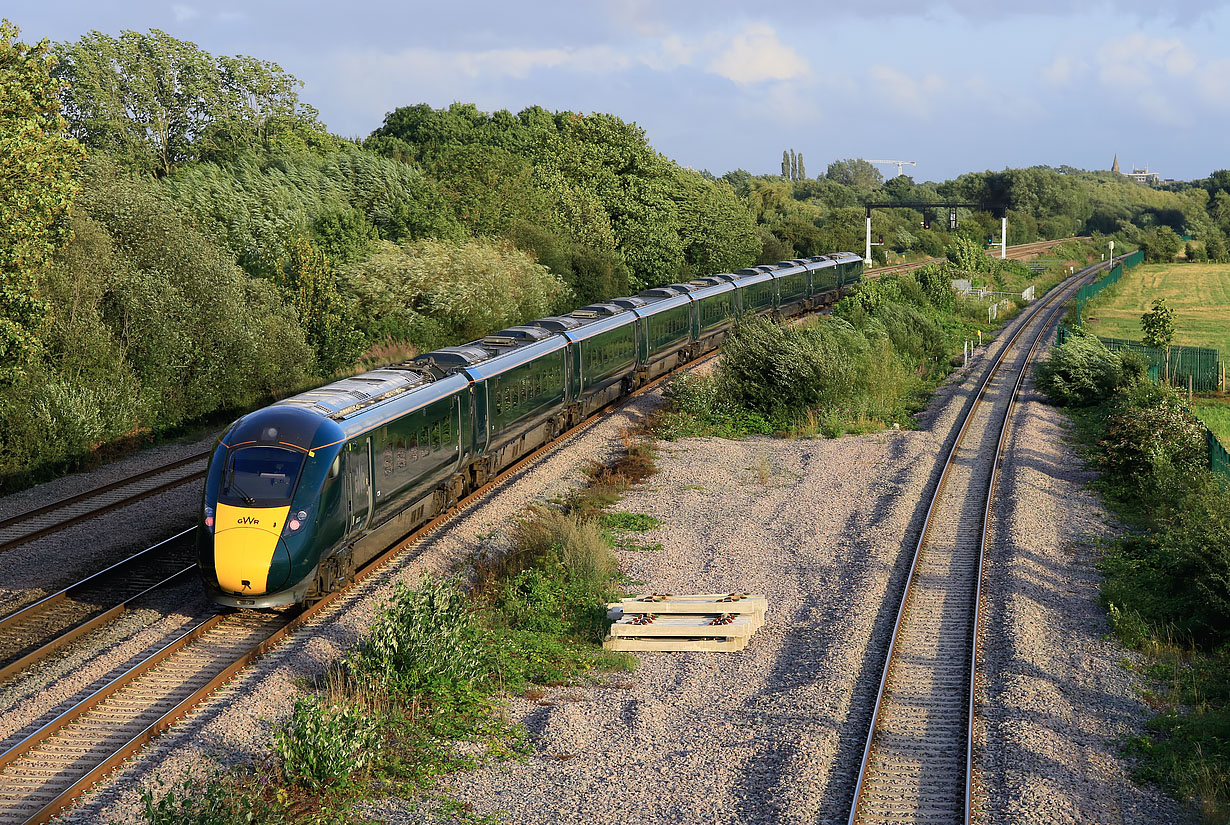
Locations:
1108;239;1115;268
1001;216;1007;259
865;214;873;266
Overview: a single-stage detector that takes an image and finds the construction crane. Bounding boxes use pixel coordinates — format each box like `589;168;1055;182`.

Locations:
867;159;917;177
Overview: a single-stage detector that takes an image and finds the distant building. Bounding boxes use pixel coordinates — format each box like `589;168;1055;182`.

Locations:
1125;166;1160;184
1112;154;1120;173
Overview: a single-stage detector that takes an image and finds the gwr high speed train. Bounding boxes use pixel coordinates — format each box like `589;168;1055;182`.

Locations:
197;253;864;607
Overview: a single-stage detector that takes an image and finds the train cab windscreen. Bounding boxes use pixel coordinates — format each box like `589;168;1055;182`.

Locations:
222;447;305;505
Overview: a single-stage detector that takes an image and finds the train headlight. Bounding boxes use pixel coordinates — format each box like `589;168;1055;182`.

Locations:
204;506;215;532
287;510;308;532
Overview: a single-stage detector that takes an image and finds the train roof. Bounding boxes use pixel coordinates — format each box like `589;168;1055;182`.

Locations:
560;311;638;343
276;365;433;420
629;292;693;316
455;335;568;381
731;268;775;287
336;372;472;439
686;280;736;299
571;303;627;318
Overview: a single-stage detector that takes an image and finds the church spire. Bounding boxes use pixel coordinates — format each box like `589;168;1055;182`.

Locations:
1112;154;1120;173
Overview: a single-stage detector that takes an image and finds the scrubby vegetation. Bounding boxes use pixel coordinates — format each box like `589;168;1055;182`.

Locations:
1037;331;1230;821
657;253;1023;439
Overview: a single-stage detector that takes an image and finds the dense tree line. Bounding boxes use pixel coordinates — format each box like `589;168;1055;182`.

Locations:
3;20;1229;485
731;161;1230;267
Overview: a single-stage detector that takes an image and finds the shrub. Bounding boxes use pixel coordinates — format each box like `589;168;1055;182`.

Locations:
1099;382;1207;483
1035;327;1123;406
343;237;569;349
720;315;865;417
273;695;382;791
352;577;490;699
137;774;275;825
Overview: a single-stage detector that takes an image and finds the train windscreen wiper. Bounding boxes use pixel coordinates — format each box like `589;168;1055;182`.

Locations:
223;467;256;505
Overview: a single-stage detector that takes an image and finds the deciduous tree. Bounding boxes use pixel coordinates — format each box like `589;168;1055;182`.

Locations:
0;20;85;383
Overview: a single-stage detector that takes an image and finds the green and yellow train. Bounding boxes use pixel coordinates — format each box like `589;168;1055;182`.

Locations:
197;253;864;607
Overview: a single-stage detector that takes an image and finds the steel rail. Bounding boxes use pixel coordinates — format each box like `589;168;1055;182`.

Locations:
959;259;1114;822
0;453;210;554
0;528;198;685
846;258;1113;825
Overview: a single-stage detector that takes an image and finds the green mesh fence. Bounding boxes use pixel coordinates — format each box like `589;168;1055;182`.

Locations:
1073;263;1122;324
1211;429;1230;481
1121;249;1144;270
1097;337;1221;392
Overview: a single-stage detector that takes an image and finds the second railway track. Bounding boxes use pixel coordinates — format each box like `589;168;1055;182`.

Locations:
0;530;198;685
847;259;1111;824
0;453;210;555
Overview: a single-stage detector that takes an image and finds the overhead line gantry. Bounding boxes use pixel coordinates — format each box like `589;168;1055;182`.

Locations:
863;201;1009;266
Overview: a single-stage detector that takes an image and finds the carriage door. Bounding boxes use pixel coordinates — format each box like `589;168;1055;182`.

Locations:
346;438;373;536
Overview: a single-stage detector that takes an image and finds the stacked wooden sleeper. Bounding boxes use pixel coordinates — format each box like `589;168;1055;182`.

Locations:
603;592;767;652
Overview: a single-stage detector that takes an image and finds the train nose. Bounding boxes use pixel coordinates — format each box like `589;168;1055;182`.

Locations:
213;531;292;595
212;504;293;595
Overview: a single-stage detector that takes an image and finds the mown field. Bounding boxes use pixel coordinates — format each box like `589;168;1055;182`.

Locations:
1084;262;1230;354
1082;262;1230;442
1193;397;1230;444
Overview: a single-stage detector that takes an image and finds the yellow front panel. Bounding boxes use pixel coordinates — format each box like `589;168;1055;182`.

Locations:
213;503;290;595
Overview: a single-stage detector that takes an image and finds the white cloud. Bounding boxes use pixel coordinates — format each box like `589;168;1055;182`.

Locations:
343;44;631;86
1098;34;1196;91
705;24;811;86
1042;55;1074;86
1196;58;1230;104
867;64;943;117
171;4;198;22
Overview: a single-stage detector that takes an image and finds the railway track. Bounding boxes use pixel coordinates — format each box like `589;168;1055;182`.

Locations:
868;237;1080;278
0;453;210;554
0;529;198;686
846;259;1110;824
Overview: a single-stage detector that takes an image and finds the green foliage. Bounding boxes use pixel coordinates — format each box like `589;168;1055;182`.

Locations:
137;773;280;825
275;236;362;373
1035;327;1124;406
343;237;569;349
1140;297;1176;350
1206;234;1228;263
945;233;992;273
0;153;314;483
274;695;382;791
369;103;759;287
162;148;463;278
507;220;629;306
601;511;662;532
1140;226;1183;263
1098;382;1208;486
0;20;85;384
54;29;330;175
353;577;490;700
825;158;883;189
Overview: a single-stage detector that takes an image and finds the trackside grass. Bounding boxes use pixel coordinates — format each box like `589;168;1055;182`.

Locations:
1035;332;1229;823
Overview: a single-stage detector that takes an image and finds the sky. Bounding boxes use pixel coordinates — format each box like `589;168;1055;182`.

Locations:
9;1;1230;182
